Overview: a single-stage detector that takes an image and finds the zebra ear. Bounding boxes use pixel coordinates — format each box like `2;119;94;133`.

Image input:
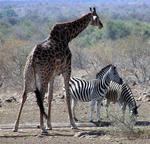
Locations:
114;64;117;69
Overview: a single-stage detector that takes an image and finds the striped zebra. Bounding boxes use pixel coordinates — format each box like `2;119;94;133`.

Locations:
69;64;123;122
93;66;140;123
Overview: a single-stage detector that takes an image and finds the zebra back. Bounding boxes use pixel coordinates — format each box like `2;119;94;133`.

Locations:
69;65;117;102
69;77;94;102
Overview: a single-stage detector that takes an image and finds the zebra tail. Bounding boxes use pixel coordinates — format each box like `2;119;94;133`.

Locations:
34;88;48;119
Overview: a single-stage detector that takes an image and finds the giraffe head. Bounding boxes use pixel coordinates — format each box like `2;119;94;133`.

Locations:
90;7;103;29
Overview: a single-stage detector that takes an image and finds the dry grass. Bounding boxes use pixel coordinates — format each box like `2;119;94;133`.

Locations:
0;90;150;144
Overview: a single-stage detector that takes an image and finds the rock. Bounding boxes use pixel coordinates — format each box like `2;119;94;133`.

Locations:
5;96;17;103
60;95;65;99
144;95;150;102
138;94;150;102
74;131;105;138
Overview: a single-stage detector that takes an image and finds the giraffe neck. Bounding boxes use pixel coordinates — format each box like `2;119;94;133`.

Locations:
50;13;92;43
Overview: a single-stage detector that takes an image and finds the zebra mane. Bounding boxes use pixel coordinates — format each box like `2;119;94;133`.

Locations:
96;64;113;79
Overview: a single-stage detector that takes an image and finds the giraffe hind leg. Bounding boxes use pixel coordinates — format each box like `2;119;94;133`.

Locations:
34;88;48;119
34;87;48;134
47;79;54;130
13;90;27;132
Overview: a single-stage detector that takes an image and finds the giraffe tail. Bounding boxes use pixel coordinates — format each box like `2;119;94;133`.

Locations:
34;88;48;119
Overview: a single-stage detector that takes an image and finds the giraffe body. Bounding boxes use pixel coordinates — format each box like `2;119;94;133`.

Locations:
24;40;71;93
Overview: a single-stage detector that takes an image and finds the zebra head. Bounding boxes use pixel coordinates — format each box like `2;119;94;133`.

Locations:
130;104;140;117
130;105;140;124
107;65;123;85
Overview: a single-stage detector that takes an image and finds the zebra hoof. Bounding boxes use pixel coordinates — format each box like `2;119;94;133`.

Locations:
95;120;101;127
97;120;101;123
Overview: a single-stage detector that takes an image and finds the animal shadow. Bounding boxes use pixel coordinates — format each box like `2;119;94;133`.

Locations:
90;121;111;127
135;121;150;126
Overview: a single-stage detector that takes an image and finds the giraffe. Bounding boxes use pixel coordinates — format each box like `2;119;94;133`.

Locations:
13;7;103;134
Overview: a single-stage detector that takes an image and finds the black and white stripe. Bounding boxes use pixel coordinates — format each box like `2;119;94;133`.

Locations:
69;64;123;122
95;67;139;123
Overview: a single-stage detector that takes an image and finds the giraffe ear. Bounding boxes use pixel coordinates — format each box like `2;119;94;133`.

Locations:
90;7;92;12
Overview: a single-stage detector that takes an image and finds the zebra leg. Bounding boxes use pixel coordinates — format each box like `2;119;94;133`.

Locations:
121;104;126;122
71;98;78;122
96;100;102;123
106;100;110;119
89;100;96;122
47;79;54;130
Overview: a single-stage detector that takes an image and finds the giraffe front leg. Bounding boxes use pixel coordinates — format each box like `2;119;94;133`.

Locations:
13;90;27;132
47;79;54;130
63;72;77;129
71;98;78;122
40;111;48;135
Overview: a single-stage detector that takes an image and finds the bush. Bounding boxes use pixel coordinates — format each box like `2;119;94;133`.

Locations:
105;20;131;40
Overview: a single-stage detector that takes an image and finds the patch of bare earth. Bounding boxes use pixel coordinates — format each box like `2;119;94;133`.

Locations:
0;90;150;144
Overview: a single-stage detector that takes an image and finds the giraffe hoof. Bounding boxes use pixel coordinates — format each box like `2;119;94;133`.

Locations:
41;130;49;135
13;127;18;132
46;126;52;130
74;117;78;122
71;124;78;129
46;123;52;130
89;120;94;123
37;125;40;129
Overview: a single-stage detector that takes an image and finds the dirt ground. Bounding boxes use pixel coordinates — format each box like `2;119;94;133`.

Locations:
0;91;150;144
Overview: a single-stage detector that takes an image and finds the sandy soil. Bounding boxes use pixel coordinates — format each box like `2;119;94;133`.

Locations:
0;91;150;144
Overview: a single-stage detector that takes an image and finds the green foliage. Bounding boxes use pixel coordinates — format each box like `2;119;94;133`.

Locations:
0;7;18;25
74;26;103;48
0;21;12;39
0;3;150;46
105;20;131;40
0;2;150;89
0;7;18;18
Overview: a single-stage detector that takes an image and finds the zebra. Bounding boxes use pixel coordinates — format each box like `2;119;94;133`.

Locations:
69;64;123;122
91;65;140;123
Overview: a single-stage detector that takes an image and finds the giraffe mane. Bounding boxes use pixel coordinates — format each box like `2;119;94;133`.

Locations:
53;13;91;26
